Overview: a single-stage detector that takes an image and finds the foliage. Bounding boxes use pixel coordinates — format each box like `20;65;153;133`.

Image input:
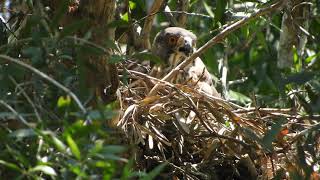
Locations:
0;0;320;179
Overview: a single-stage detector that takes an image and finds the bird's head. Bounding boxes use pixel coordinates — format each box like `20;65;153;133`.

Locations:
152;27;197;67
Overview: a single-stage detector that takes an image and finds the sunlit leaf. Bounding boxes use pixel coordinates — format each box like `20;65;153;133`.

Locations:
121;12;129;22
66;134;81;160
228;90;251;105
51;135;67;153
202;1;214;18
57;96;71;108
129;1;136;10
30;165;57;176
9;129;36;138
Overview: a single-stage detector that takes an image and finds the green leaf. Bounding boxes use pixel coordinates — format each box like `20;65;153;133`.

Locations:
69;165;88;177
202;1;215;18
214;0;227;23
305;52;320;64
66;134;81;160
107;19;129;28
121;12;129;22
141;162;167;180
9;129;36;138
121;159;134;179
129;1;136;10
228;90;252;105
256;30;268;51
102;145;126;154
22;47;44;66
51;135;67;153
109;54;127;64
132;51;163;64
30;165;57;176
99;154;127;162
57;96;71;108
0;160;22;172
261;118;286;151
283;71;315;85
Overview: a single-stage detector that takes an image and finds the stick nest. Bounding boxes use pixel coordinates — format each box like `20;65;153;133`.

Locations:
116;70;319;179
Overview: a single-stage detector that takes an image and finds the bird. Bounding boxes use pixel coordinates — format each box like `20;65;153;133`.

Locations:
151;27;220;97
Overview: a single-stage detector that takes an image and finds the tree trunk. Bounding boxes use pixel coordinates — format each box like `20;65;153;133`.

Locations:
277;0;310;69
50;0;119;103
78;0;119;103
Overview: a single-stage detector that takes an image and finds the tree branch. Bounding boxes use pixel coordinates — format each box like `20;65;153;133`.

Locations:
148;0;285;96
0;55;87;116
0;100;30;127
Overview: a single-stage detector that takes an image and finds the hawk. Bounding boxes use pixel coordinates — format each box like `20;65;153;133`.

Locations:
151;27;220;97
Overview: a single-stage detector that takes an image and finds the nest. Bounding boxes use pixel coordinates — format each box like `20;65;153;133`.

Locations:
116;70;319;179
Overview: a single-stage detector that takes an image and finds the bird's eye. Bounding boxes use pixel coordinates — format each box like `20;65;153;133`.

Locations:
168;36;178;45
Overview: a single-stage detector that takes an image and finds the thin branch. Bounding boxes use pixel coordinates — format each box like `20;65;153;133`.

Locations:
0;100;30;127
195;132;252;149
9;76;42;123
164;5;178;26
148;0;285;96
233;107;293;114
0;55;87;116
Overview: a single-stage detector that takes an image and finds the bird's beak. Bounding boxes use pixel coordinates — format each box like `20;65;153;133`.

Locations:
178;36;194;56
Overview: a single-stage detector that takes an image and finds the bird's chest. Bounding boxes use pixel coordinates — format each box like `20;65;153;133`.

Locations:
164;55;219;96
166;53;192;84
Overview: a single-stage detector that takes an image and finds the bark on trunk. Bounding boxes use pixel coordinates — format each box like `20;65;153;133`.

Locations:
50;0;119;103
277;0;310;69
78;0;119;103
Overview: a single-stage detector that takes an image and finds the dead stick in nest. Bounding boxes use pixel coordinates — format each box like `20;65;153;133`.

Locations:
148;0;285;96
128;70;252;148
128;70;241;109
171;87;253;149
233;108;294;114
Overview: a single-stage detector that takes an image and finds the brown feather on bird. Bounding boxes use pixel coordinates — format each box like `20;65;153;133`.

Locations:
151;27;221;98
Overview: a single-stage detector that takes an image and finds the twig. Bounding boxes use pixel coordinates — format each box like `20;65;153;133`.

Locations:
169;10;212;19
290;122;320;144
9;76;42;123
195;132;252;149
164;5;178;26
0;100;31;127
233;108;293;114
0;55;87;116
148;0;284;96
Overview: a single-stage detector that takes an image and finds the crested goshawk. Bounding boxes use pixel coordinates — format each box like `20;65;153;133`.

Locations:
151;27;220;97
